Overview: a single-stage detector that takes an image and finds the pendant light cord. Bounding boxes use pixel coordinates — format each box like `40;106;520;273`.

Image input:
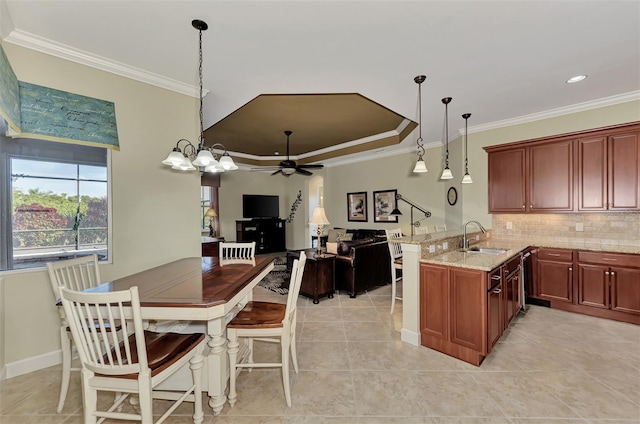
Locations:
464;114;469;172
198;27;205;150
416;76;425;159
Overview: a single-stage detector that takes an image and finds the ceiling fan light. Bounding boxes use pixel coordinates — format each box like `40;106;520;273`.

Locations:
413;159;428;173
282;167;296;175
192;150;214;167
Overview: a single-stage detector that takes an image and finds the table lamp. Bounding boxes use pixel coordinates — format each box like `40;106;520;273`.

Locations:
309;207;330;256
205;208;217;237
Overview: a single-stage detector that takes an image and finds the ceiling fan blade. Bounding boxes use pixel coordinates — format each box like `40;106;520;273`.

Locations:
271;169;283;176
297;164;324;169
295;168;313;176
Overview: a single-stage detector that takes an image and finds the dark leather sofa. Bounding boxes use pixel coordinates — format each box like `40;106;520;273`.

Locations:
334;231;391;298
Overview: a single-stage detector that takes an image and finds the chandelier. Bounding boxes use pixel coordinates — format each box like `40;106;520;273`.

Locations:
162;19;237;173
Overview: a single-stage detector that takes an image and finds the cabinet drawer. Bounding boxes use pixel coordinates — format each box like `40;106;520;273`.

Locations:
504;256;521;276
578;251;640;268
538;248;573;261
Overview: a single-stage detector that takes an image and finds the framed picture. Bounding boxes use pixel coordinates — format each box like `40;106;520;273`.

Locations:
347;191;368;222
373;189;398;223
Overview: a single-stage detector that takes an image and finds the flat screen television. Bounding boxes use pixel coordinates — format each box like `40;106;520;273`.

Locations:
242;194;280;219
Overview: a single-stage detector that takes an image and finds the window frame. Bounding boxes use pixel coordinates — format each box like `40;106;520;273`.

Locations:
0;120;112;272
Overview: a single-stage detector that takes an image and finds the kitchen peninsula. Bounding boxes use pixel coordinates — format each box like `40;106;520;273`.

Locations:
399;231;640;366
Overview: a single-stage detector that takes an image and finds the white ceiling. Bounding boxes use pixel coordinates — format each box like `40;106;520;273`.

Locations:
2;0;640;164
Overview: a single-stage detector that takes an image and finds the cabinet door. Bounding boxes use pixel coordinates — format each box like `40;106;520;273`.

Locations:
529;140;574;212
610;266;640;315
449;268;486;352
577;136;608;211
577;263;609;309
488;148;527;212
609;132;640;210
420;264;449;340
537;260;573;303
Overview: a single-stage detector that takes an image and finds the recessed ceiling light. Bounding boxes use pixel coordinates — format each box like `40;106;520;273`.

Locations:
566;75;587;83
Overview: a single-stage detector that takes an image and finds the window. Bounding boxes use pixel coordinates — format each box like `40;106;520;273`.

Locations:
1;121;109;271
201;186;212;231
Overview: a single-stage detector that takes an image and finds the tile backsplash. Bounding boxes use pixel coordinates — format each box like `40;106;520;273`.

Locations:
491;213;640;248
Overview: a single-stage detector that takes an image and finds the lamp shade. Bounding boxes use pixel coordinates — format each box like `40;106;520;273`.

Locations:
162;150;186;166
219;154;238;170
192;150;215;167
412;159;428;173
205;208;217;217
309;207;330;225
440;167;453;180
389;208;402;216
461;172;473;184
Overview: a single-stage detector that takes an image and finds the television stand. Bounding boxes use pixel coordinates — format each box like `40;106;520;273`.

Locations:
236;218;286;254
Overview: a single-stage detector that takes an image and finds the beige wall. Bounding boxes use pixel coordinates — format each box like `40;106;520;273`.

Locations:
1;43;202;368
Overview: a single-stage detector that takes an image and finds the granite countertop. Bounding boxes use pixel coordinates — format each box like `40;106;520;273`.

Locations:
419;238;640;271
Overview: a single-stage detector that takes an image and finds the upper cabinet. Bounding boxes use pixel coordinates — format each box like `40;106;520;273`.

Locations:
485;122;640;213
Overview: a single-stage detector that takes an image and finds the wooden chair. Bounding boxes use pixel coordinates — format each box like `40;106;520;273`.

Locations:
46;254;103;413
219;241;256;266
59;285;206;424
226;251;307;407
385;228;403;314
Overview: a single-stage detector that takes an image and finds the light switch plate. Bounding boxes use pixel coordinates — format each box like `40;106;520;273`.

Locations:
429;245;436;253
506;222;513;230
442;242;449;250
576;222;584;232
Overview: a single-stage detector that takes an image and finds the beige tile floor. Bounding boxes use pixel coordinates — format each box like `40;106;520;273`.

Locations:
1;283;639;423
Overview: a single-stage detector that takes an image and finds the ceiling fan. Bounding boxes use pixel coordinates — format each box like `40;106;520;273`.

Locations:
252;130;324;176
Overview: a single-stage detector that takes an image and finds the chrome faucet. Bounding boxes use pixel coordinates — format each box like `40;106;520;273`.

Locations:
462;220;487;249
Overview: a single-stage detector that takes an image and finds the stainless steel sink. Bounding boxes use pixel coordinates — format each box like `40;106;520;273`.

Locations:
462;247;508;255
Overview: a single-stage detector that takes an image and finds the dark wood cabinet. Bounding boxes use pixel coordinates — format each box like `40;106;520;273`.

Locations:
420;264;449;341
448;268;486;353
503;256;522;326
608;131;640;210
575;251;640;321
288;249;335;304
529;140;574;212
578;130;640;211
486;122;640;213
487;148;527;212
536;248;573;303
236;219;286;254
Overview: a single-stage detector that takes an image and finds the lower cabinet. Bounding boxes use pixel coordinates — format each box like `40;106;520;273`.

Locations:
420;262;521;366
575;251;640;322
536;248;574;303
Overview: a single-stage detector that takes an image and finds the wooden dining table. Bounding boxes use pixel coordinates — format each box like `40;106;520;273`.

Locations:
88;253;277;415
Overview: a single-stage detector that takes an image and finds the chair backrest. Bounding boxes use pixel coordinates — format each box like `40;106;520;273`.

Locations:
59;286;148;376
219;242;256;265
46;254;101;296
284;251;307;324
385;228;402;240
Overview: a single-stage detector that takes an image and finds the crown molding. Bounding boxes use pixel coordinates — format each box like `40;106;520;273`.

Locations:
4;29;202;98
462;91;640;135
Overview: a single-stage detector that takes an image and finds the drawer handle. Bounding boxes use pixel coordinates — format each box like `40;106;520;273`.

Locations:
602;258;618;261
569;267;572;271
492;288;502;294
491;275;501;280
605;271;611;276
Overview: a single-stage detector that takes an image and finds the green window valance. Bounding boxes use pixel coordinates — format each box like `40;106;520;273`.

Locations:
0;43;119;150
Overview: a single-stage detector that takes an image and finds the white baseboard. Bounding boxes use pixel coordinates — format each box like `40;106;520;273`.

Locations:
400;328;420;346
6;350;62;379
0;365;6;383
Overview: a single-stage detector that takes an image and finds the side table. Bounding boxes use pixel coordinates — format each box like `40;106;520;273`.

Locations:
287;249;335;304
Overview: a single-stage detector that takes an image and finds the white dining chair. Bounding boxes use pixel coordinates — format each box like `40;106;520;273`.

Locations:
226;251;307;407
59;285;206;424
385;228;403;314
46;254;103;413
219;241;256;265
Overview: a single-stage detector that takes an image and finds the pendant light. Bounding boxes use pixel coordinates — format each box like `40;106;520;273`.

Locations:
162;20;237;173
461;113;473;184
412;75;428;173
439;97;453;180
